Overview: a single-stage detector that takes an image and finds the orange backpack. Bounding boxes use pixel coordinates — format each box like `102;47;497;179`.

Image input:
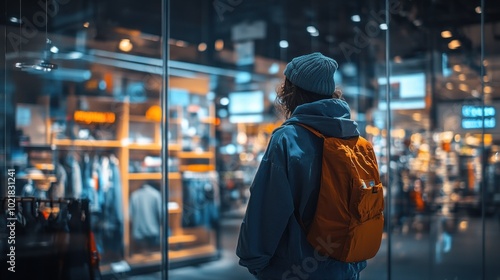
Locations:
297;123;385;263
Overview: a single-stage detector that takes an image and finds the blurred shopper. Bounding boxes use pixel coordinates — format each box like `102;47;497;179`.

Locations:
237;53;370;280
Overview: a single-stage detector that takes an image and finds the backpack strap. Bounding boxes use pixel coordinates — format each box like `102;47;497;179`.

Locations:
295;123;325;139
293;123;324;233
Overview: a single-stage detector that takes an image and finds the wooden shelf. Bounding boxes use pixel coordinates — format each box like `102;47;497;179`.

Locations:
169;172;181;180
129;115;159;123
128;143;162;150
52;139;123;148
168;143;182;151
129;173;162;180
178;151;213;158
168;234;197;244
18;174;57;182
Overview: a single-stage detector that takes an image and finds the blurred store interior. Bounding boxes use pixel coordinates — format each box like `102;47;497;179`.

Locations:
1;0;500;279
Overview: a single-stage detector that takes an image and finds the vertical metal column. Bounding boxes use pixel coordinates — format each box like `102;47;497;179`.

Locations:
480;0;486;279
161;0;170;278
384;0;392;279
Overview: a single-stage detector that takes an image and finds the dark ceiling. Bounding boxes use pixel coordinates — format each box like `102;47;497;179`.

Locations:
2;0;500;103
3;0;500;61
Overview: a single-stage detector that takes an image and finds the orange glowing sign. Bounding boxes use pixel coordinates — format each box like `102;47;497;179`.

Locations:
74;111;116;124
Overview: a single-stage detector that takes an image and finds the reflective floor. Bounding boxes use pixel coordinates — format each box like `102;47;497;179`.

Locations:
125;211;500;280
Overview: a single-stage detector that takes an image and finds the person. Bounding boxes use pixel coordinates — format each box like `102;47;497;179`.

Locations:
236;52;367;280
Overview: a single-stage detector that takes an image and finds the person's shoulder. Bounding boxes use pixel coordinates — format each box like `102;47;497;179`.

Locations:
270;124;300;141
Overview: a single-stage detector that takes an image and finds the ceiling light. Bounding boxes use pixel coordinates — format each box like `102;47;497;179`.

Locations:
379;23;388;30
441;30;452;38
220;97;229;106
50;46;59;53
119;39;133;52
483;75;489;82
484;86;492;94
83;22;90;28
446;82;453;90
459;83;468;92
198;42;207;52
448;40;461;49
475;6;481;14
215;39;224;51
458;74;466;81
279;40;289;48
175;40;187;47
351;15;361;22
9;17;21;23
15;60;58;72
268;63;279;74
453;65;461;72
306;26;317;34
311;31;319;37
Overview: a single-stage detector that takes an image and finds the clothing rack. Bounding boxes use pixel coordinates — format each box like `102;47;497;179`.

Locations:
0;197;101;280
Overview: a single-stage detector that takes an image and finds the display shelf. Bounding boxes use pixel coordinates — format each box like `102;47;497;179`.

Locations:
128;143;162;150
52;139;123;148
129;115;160;123
168;244;217;261
178;151;214;158
168;234;197;244
169;172;182;180
179;164;215;172
18;174;57;182
128;173;163;180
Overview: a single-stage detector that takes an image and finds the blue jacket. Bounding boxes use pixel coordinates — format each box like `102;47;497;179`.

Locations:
236;99;367;280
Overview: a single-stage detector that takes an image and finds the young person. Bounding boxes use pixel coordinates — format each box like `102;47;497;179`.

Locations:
236;52;368;280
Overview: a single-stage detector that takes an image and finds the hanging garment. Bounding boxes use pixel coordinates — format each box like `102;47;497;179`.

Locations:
182;171;219;228
129;184;161;242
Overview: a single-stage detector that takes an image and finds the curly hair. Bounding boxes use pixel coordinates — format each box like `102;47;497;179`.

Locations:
275;78;343;119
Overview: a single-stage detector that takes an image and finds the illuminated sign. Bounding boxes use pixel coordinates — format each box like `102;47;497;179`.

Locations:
74;111;116;124
461;105;496;129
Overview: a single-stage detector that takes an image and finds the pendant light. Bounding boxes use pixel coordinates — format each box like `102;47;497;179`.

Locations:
15;0;58;72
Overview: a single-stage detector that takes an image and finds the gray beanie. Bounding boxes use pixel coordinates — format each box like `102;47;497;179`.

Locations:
283;52;339;96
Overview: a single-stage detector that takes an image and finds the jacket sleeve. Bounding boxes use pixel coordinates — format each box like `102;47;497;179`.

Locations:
236;139;295;275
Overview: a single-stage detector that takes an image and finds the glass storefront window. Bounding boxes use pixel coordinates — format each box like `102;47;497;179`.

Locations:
2;0;500;279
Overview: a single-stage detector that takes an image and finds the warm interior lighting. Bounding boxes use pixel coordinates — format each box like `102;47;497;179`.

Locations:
448;40;461;49
453;65;461;72
459;83;469;92
441;30;452;38
446;82;453;90
119;39;133;52
215;39;224;51
83;22;90;28
484;86;493;94
394;56;402;63
458;74;466;81
198;42;207;52
483;75;489;82
412;113;422;121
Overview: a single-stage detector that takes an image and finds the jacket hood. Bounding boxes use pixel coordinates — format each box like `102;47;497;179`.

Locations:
283;99;360;138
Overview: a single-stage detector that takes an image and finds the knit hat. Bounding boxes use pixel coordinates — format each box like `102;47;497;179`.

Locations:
283;52;339;96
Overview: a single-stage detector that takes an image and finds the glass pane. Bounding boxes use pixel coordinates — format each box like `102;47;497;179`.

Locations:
484;1;500;279
388;1;485;279
1;0;165;277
